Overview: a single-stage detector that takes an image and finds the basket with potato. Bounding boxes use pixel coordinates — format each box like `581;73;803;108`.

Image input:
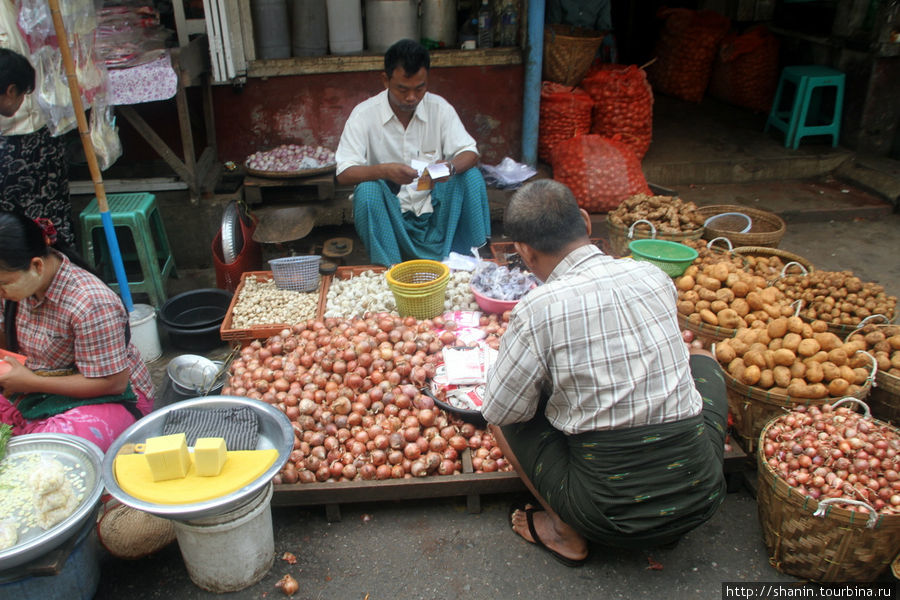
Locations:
607;195;705;257
675;258;794;347
773;270;898;337
715;316;877;452
845;319;900;423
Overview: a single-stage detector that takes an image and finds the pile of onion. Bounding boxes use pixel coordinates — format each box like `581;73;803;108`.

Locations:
762;402;900;514
222;312;514;483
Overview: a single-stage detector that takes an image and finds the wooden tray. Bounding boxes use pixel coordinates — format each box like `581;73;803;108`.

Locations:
219;271;324;344
244;163;336;179
320;265;389;319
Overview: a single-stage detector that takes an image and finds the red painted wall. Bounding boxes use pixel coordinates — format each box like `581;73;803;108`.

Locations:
211;65;524;165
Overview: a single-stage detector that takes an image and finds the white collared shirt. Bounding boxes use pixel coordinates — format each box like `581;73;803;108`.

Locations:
335;89;479;216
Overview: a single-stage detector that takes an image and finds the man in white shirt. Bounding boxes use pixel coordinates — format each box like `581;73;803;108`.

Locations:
335;39;490;266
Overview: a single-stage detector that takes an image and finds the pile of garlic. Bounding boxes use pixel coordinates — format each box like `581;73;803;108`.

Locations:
324;269;478;318
230;275;319;328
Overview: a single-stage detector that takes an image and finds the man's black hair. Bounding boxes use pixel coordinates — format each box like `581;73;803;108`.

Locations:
504;179;588;254
384;39;430;78
0;48;36;95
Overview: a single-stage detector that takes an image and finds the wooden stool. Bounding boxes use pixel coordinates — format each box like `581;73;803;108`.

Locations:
79;193;176;307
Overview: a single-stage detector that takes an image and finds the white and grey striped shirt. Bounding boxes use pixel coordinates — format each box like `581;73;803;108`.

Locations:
482;244;701;434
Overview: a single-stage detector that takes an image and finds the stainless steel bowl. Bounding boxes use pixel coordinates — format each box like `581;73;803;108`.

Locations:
166;354;219;393
101;396;293;520
0;433;104;572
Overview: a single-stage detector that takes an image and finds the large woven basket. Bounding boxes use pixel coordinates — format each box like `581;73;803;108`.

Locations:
756;403;900;582
845;321;900;424
608;219;704;258
722;351;876;452
677;312;738;348
731;246;815;282
697;205;786;248
542;25;604;86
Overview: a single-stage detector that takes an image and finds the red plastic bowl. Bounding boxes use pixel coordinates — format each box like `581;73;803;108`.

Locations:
470;285;519;315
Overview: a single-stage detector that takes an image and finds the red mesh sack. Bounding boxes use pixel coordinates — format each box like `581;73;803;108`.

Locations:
550;134;652;213
709;25;780;113
581;64;654;160
647;8;731;103
538;82;594;164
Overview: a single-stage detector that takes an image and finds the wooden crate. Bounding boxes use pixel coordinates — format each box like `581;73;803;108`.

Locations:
272;449;526;521
219;270;324;344
319;265;388;319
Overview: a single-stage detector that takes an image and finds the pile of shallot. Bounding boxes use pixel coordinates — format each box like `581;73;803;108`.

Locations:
222;313;514;483
762;402;900;514
245;144;335;172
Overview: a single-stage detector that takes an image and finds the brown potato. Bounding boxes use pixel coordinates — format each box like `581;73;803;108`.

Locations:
767;317;789;340
800;323;814;338
813;332;842;352
808;350;829;364
711;263;730;282
746;292;765;311
768;338;784;351
790;361;807;379
715;342;736;364
741;365;761;386
773;365;792;388
700;309;718;325
820;361;841;382
782;333;802;352
710;300;729;314
731;298;750;317
743;350;767;369
758;369;775;389
805;362;825;383
772;348;796;366
826;348;848;366
828;378;850;397
839;365;856;382
889;335;900;351
787;316;805;334
717;308;742;330
715;287;735;304
677;301;695;315
852;367;870;385
760;287;779;305
797;339;821;357
731;281;750;298
810;320;829;333
676;275;695;291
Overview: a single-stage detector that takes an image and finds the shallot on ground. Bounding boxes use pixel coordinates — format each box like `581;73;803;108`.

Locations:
246;144;335;173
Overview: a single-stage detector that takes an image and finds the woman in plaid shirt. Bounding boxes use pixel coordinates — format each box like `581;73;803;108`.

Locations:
0;212;155;451
482;180;727;566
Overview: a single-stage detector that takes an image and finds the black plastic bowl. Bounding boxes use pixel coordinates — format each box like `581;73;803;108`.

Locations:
158;288;233;330
162;321;227;353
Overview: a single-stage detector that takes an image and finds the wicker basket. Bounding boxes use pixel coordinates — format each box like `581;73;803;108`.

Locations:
677;312;737;348
697;205;787;248
269;255;321;292
385;260;450;320
756;403;900;582
608;219;704;258
722;351;876;452
731;246;815;281
542;25;605;87
845;321;900;424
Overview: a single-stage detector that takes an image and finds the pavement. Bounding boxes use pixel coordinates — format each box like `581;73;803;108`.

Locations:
90;95;900;599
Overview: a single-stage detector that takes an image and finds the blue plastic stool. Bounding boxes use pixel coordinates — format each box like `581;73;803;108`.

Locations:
79;193;176;308
764;65;845;149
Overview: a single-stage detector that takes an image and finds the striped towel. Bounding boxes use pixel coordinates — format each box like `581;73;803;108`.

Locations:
162;407;259;451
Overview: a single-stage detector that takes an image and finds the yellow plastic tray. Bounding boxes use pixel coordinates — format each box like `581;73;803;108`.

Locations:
114;449;278;505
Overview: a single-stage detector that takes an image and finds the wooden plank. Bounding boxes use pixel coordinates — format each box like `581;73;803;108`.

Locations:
69;178;189;195
247;48;523;78
271;471;526;507
238;0;256;63
175;81;197;190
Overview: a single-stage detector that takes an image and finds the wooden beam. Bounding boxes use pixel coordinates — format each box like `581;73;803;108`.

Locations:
246;48;523;78
117;106;193;185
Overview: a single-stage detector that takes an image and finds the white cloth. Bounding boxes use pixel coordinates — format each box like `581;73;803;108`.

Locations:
335;90;478;216
0;0;45;135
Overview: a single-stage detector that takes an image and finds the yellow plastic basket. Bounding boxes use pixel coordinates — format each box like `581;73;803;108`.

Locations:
385;260;450;319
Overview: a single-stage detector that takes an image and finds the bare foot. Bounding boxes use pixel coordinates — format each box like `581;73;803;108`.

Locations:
510;504;588;562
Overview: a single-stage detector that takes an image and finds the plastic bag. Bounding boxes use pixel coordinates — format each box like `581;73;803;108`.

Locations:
470;260;539;301
550;134;651;213
90;102;122;170
480;157;537;189
709;25;779;114
581;63;654;160
646;8;731;103
538;82;594;163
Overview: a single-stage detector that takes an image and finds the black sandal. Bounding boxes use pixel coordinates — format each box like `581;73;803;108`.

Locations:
509;503;589;568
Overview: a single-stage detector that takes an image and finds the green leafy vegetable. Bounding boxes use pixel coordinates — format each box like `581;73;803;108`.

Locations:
0;423;11;462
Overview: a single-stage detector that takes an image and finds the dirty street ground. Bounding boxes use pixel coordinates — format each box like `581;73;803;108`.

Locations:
92;95;900;599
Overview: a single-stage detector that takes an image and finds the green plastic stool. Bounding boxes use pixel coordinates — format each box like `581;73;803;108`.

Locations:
79;193;176;307
764;65;845;149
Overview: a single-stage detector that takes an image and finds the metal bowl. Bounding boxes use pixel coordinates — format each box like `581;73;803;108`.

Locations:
166;354;219;393
101;396;293;520
0;433;104;572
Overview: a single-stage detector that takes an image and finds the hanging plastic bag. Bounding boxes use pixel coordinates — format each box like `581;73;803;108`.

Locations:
480;157;537;189
550;134;651;213
90;102;122;170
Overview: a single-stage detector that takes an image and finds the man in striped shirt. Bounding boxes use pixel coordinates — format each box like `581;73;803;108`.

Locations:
482;179;727;566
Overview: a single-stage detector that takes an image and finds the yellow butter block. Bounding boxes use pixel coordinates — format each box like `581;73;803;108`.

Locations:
144;433;191;481
194;437;227;476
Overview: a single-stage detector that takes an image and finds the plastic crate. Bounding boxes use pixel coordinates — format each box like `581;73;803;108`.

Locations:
268;255;321;292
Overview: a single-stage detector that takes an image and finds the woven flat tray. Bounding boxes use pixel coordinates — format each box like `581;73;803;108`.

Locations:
244;163;336;179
